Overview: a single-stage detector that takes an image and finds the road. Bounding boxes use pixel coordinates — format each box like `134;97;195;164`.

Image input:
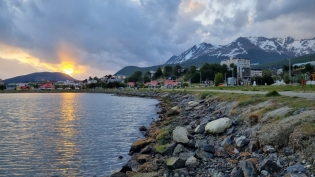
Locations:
189;89;315;100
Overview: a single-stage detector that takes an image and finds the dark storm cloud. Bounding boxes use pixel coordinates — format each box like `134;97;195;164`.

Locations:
255;0;315;21
0;0;200;71
0;0;314;75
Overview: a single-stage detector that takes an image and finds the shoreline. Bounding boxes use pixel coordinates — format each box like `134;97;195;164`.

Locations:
2;89;314;176
109;90;315;177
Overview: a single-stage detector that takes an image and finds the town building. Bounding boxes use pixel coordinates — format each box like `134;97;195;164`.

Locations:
40;81;55;90
251;69;262;77
220;56;251;81
145;80;159;87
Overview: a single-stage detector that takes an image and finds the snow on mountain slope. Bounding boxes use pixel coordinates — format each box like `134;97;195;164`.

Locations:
165;36;315;64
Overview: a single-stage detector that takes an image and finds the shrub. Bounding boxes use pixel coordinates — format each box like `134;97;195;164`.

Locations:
265;90;280;97
200;92;212;99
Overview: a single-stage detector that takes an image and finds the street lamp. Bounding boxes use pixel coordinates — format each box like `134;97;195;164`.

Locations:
199;72;202;85
287;58;291;84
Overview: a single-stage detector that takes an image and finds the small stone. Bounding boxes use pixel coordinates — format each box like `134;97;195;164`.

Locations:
185;156;199;168
203;144;215;154
283;147;293;156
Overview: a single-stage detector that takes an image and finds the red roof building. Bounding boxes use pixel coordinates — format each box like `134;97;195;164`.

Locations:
40;81;55;90
127;82;136;87
145;80;159;87
164;80;181;87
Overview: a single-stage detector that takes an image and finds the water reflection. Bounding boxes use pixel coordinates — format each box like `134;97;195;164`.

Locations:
52;93;79;176
0;93;158;176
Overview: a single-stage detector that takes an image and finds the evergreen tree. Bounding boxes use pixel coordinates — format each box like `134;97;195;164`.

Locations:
214;73;224;86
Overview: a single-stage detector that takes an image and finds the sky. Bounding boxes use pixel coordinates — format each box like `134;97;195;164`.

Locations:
0;0;314;80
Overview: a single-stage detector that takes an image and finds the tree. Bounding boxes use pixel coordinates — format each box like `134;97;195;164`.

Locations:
154;68;162;79
0;85;6;90
164;65;173;78
128;71;143;82
214;73;224;86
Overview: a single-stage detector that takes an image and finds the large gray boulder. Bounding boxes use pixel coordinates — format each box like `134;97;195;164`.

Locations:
205;118;232;134
166;106;180;116
173;126;189;144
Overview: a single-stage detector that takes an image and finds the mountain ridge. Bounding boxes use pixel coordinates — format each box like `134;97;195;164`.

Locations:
166;36;315;65
3;72;77;84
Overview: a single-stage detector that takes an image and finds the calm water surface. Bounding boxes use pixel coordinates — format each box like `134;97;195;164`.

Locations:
0;93;159;176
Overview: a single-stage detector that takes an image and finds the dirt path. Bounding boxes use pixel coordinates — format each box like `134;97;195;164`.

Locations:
189;89;315;99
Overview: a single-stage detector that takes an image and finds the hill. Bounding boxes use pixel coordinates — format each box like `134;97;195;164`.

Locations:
3;72;77;84
115;54;315;77
252;54;315;69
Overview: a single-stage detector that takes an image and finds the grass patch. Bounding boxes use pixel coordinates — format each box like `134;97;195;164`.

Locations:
156;128;170;144
155;144;168;154
265;90;281;97
302;123;315;135
200;92;212;99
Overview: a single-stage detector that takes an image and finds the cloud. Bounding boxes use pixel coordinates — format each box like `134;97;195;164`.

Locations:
0;0;314;79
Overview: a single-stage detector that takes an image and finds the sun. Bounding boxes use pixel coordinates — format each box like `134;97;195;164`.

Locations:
63;68;74;75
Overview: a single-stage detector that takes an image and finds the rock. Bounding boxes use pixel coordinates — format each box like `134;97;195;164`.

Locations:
214;146;229;158
259;158;281;174
263;145;276;153
188;101;199;107
155;143;176;156
230;167;244;177
130;138;154;153
120;164;132;173
195;149;211;160
248;141;259;153
188;139;196;148
139;125;147;131
279;164;306;176
185;156;199;168
166;106;180;116
137;154;150;164
283;173;308;177
166;157;185;170
173;126;189;144
172;144;185;156
140;144;152;154
226;126;235;135
203;144;215;154
110;172;127;177
239;160;259;177
260;170;269;176
235;136;250;147
205;118;232;134
194;124;206;134
283;147;293;156
179;152;195;161
208;168;225;177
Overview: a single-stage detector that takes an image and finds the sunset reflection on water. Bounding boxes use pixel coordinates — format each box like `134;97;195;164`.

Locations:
0;93;158;176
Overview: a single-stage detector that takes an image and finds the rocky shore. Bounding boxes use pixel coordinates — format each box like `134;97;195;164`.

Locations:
109;90;315;177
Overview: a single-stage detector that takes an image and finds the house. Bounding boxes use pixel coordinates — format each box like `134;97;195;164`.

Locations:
16;85;33;91
164;80;181;88
127;82;136;87
145;80;159;87
40;81;55;90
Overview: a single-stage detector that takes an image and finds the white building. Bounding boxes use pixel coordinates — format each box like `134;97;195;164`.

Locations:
56;80;79;86
251;69;262;77
220;57;251;80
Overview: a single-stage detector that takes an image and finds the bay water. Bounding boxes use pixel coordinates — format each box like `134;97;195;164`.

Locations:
0;93;159;176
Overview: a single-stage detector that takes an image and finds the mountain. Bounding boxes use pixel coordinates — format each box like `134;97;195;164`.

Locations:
3;72;77;84
165;36;315;65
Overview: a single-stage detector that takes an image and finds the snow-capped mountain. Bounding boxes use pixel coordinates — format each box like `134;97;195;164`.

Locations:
165;37;315;64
